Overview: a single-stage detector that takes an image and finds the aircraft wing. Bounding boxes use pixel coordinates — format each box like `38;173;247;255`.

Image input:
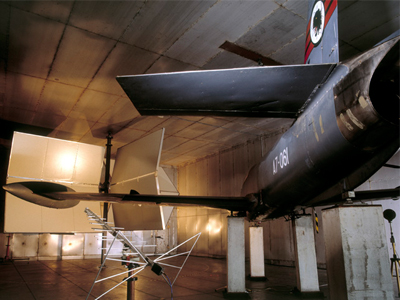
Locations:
349;188;400;201
52;193;251;211
310;188;400;208
3;181;253;212
3;182;398;219
117;64;336;118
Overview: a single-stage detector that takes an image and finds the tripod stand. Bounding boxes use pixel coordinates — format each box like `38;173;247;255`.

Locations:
384;209;400;297
389;223;400;297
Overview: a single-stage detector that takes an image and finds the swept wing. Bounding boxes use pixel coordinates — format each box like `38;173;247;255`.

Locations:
117;64;335;118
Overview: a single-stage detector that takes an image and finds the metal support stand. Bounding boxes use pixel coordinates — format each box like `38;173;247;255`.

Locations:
100;133;113;265
389;231;400;297
384;209;400;297
85;208;201;299
126;263;138;300
4;234;12;261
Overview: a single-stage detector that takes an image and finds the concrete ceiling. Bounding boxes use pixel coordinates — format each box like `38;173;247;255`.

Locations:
0;0;398;165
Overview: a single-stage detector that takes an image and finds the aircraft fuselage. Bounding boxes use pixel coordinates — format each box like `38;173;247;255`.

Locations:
242;36;400;220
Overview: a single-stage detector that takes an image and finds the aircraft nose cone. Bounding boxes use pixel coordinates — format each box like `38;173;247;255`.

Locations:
2;182;30;197
3;181;80;209
3;183;17;193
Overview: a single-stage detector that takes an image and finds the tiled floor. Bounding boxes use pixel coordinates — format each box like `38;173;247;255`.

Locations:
0;256;398;299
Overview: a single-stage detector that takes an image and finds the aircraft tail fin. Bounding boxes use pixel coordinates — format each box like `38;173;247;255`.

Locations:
305;0;339;64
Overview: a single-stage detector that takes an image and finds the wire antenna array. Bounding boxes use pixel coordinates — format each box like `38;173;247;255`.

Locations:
84;208;201;299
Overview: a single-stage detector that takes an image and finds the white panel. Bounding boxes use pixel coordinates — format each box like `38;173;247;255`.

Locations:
8;133;48;179
156;158;177;228
12;234;39;258
5;178;43;233
8;132;104;184
5;132;104;233
83;233;102;256
75;143;105;184
104;232;124;256
157;167;178;195
111;173;158;194
62;234;84;257
38;234;60;258
110;129;175;231
249;227;265;278
112;204;163;231
111;129;164;185
42;138;79;181
161;206;174;229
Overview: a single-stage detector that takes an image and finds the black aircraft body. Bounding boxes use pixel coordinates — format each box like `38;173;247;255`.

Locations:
3;0;400;221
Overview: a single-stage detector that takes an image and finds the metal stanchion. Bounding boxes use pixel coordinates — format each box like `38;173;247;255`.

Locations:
100;133;113;265
384;209;400;297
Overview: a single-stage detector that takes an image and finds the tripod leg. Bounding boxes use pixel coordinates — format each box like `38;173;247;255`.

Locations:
395;260;400;297
391;260;394;276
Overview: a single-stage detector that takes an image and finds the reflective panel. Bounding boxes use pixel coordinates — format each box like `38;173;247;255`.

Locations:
111;129;164;186
62;234;84;257
38;234;60;258
110;129;177;230
83;233;102;257
5;132;104;233
12;234;39;258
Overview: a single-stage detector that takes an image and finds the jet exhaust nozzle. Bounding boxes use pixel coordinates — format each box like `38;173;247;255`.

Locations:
334;35;400;151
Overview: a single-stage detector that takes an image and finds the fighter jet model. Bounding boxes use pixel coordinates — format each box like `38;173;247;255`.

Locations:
4;0;399;221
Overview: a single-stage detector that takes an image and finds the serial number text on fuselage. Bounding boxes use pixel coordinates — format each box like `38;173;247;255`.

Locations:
273;147;289;175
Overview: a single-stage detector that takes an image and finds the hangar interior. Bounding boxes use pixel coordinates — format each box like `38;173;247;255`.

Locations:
0;1;399;299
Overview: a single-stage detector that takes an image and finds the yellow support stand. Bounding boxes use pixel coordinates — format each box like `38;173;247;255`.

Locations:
384;209;400;297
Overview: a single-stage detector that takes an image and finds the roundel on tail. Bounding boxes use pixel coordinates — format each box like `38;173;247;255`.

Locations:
310;0;325;46
304;0;338;64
